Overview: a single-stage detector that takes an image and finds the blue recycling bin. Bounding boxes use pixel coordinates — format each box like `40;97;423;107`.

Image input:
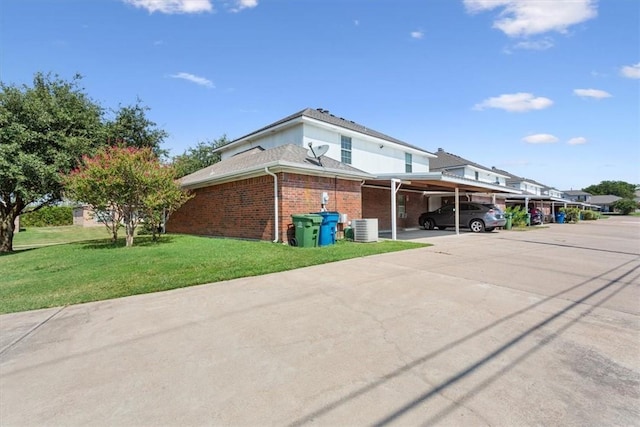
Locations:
555;212;565;224
313;211;340;246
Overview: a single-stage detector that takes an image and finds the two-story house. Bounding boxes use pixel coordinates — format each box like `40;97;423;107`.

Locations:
428;148;510;209
167;108;519;242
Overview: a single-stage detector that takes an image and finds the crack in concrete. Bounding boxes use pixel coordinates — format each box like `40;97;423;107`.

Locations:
0;306;66;357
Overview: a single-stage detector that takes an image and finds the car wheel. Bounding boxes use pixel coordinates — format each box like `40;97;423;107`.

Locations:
469;219;485;233
424;219;435;230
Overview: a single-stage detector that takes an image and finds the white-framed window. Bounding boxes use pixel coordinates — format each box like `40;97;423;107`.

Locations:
405;153;412;173
341;135;352;164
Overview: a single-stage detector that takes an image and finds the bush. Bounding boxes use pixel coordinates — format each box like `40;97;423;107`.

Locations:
561;207;581;223
582;210;599;220
505;206;528;227
612;198;638;215
20;206;73;227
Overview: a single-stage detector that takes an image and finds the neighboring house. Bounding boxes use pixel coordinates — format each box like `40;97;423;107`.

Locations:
168;108;520;241
563;190;592;203
590;195;622;212
428;148;510;208
543;187;563;199
73;205;103;227
490;167;546;196
430;148;508;186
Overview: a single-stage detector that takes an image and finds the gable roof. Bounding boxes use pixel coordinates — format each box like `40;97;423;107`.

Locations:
180;144;372;189
430;148;509;177
563;190;592;196
218;107;434;156
590;195;622;205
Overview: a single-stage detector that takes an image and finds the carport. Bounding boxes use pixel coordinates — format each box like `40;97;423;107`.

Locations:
499;194;599;223
366;172;522;239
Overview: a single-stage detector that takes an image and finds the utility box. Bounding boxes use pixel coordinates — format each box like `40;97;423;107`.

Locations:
291;214;322;247
352;219;378;243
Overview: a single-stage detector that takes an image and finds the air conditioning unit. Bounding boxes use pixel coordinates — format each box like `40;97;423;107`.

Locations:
352;219;378;243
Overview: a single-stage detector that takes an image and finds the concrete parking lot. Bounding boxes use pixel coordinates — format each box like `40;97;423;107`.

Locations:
1;216;639;426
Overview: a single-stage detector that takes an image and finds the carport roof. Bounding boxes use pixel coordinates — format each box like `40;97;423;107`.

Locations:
368;172;522;193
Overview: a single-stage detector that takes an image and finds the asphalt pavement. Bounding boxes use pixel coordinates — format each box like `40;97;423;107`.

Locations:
1;216;639;426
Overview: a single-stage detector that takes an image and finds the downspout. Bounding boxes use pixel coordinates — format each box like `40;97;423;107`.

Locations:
265;167;279;243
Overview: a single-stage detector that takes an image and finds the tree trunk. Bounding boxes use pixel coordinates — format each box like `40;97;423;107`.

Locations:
0;214;16;253
124;216;136;247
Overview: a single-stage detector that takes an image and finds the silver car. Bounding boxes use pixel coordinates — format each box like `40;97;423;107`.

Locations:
419;202;506;232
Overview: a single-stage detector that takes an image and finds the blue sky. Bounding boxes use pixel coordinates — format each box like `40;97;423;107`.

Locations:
2;0;638;190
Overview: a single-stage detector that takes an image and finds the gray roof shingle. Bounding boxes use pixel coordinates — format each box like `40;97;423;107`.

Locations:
430;148;497;173
226;108;433;155
180;144;371;188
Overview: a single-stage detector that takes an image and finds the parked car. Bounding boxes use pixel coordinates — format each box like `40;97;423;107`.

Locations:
419;202;506;233
529;207;543;225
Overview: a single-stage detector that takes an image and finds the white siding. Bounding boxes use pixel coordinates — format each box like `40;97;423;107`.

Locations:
221;118;431;174
221;125;304;159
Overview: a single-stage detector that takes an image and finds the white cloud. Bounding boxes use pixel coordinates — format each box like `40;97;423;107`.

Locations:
523;134;559;144
567;137;587;145
464;0;597;37
170;72;214;88
123;0;213;14
411;30;424;39
621;63;640;79
473;92;553;112
511;38;554;51
229;0;258;12
573;88;612;99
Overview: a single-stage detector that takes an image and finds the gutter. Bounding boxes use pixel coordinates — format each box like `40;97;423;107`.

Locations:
264;167;279;243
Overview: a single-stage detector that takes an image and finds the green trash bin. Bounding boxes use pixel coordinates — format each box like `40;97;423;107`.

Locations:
504;213;512;230
291;214;322;247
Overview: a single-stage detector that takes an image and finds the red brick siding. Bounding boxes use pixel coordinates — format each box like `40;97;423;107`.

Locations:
362;186;428;230
167;173;362;242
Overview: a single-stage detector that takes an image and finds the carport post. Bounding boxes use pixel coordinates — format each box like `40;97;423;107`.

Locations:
391;179;401;240
455;187;460;235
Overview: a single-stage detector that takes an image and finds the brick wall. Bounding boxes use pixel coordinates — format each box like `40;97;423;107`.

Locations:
167;173;362;242
362;186;428;230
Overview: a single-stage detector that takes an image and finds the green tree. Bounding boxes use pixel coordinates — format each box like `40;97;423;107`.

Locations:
64;146;191;247
0;73;104;252
172;135;228;178
612;198;638;215
106;100;168;159
583;181;636;199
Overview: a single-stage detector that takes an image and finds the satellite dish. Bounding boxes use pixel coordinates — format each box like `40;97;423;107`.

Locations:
307;144;329;158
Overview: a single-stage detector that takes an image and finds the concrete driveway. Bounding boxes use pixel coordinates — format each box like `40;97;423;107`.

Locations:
1;216;639;426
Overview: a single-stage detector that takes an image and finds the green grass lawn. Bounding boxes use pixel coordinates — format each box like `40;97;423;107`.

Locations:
1;227;428;314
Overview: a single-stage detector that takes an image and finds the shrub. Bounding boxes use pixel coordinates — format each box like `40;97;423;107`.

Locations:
505;206;528;227
563;207;581;223
582;210;599;220
20;206;73;227
613;198;638;215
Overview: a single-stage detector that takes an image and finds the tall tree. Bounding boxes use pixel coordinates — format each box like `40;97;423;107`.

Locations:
172;135;228;177
583;181;636;199
64;146;192;247
106;100;168;159
0;73;104;252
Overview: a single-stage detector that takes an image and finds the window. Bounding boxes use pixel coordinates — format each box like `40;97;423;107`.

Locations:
474;171;479;181
397;194;406;217
341;136;352;164
405;153;412;173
